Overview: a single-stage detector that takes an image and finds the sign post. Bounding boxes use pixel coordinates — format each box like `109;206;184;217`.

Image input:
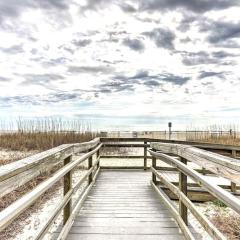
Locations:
168;122;172;140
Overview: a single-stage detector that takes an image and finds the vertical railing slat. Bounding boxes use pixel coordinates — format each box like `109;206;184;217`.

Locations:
63;155;72;225
88;150;93;185
152;150;156;183
144;141;147;170
231;150;237;193
179;157;188;225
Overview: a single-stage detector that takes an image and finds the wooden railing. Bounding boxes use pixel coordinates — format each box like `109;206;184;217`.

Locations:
149;142;240;240
0;137;240;239
0;138;101;240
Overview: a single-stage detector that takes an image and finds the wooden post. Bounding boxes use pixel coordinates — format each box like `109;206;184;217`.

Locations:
63;155;72;225
144;141;147;170
152;150;156;183
97;149;100;168
202;167;206;175
88;151;93;185
231;150;237;193
179;157;188;225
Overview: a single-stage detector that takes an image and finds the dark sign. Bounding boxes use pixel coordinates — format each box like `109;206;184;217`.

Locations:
168;122;172;128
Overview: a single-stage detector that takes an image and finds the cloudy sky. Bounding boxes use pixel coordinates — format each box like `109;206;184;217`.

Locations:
0;0;240;130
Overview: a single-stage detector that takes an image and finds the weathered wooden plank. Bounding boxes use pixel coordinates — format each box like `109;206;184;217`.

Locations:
103;143;150;148
81;207;168;211
74;216;175;222
100;166;148;170
150;143;240;184
100;137;240;151
149;150;240;214
0;144;73;182
151;181;195;240
152;167;226;240
179;157;188;225
66;170;185;240
66;234;185;240
144;141;148;170
72;220;177;227
100;155;150;159
0;144;102;232
0;157;62;198
78;213;172;218
57;166;100;240
69;226;182;234
64;156;73;224
73;138;100;154
0;138;99;197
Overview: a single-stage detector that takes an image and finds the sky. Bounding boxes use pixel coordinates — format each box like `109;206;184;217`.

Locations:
0;0;240;131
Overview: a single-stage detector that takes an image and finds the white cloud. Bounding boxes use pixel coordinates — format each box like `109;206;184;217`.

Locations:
0;1;239;130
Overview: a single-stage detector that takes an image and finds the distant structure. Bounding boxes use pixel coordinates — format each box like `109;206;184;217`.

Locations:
168;122;172;140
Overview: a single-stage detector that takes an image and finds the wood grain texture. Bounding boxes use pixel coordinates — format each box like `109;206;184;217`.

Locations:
66;170;185;240
149;150;240;214
151;167;226;240
150;142;240;184
100;137;240;151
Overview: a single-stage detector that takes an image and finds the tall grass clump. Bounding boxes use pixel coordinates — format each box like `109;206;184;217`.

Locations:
186;124;240;146
0;118;98;151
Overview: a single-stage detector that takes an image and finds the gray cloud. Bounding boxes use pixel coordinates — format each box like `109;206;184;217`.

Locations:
0;44;24;54
20;73;65;86
80;0;108;11
177;15;199;32
198;71;225;79
115;70;190;85
68;65;115;74
139;0;239;13
98;70;190;94
157;73;190;85
181;51;216;65
120;3;137;13
122;38;145;52
143;28;175;50
200;20;240;45
96;81;135;93
0;76;10;82
180;51;235;66
80;0;239;14
212;51;236;59
143;80;160;87
0;91;83;106
41;57;70;67
0;0;69;23
71;39;91;47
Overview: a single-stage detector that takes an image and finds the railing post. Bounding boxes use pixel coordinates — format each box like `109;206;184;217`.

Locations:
144;141;147;170
63;155;72;225
88;150;93;185
179;157;188;225
231;150;237;193
152;150;156;183
97;149;100;168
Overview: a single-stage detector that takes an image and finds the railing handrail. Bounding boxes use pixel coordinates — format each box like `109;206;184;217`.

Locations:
148;149;240;213
150;142;240;184
0;143;102;232
1;137;238;182
0;137;100;181
100;137;240;151
0;138;101;199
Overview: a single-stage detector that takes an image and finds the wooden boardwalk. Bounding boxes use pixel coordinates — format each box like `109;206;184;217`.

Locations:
66;170;184;240
2;137;240;239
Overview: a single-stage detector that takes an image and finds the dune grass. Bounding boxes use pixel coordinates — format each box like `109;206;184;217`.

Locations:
0;118;98;151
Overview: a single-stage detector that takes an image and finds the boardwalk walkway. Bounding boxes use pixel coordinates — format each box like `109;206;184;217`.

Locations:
66;170;184;240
